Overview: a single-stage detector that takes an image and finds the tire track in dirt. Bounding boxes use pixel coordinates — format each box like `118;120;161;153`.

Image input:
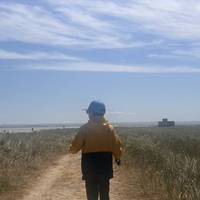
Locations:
21;154;153;200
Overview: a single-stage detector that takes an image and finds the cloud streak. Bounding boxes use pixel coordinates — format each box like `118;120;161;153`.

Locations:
0;1;154;49
48;0;200;41
3;0;200;49
148;47;200;60
1;0;200;73
0;50;82;60
107;111;136;116
19;62;200;73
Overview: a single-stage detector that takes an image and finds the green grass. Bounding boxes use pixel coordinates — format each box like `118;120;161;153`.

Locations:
120;126;200;200
1;126;200;200
0;129;75;196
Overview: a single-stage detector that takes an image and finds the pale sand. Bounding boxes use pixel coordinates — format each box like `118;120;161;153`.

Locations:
21;154;154;200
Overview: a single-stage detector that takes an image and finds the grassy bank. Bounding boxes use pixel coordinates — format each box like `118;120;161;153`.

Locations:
120;126;200;200
0;129;76;199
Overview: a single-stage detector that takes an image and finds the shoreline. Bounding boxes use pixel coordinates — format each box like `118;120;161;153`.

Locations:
1;123;200;134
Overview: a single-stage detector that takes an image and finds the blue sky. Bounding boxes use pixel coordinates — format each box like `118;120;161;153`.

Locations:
0;0;200;124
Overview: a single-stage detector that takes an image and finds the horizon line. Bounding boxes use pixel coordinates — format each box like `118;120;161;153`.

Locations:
1;120;200;126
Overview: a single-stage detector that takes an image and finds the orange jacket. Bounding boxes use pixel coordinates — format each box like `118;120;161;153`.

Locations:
69;117;122;160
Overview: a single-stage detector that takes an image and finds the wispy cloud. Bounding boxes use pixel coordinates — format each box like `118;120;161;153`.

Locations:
148;47;200;60
0;50;82;60
48;0;200;41
3;0;196;49
0;1;154;49
107;111;136;116
1;0;200;73
0;3;78;46
19;62;200;73
173;49;200;59
148;54;180;59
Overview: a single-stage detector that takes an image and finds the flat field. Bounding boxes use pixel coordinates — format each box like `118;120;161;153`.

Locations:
0;129;74;199
0;126;200;200
121;126;200;200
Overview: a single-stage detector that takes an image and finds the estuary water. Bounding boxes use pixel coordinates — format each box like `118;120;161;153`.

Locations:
0;124;81;133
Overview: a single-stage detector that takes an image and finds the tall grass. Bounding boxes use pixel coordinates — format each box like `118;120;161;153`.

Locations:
1;126;200;200
120;126;200;200
0;129;75;197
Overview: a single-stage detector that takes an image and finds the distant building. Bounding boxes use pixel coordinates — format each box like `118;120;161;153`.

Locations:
158;118;175;127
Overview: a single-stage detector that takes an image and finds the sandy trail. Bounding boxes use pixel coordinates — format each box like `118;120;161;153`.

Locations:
22;154;151;200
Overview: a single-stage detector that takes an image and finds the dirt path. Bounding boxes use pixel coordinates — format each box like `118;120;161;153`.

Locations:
21;154;152;200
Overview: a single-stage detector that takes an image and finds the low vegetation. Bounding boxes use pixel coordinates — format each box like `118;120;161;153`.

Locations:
120;126;200;200
0;129;75;198
1;126;200;200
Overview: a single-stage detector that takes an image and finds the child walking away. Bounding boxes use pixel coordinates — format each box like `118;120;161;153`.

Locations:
69;101;122;200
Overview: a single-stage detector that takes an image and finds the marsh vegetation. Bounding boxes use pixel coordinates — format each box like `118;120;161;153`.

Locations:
122;126;200;200
0;129;74;198
1;126;200;199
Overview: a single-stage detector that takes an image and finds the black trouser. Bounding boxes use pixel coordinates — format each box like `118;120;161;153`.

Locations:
85;178;110;200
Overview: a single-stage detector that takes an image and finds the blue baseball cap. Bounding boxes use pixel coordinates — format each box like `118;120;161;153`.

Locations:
86;101;106;116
